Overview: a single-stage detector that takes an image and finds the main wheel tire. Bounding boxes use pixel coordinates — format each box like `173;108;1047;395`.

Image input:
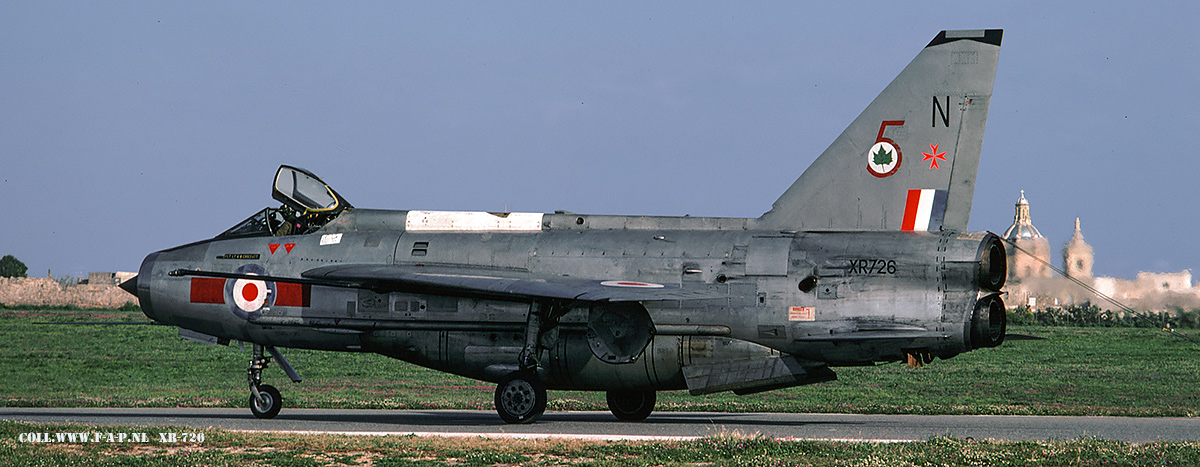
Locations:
249;384;282;419
606;390;656;421
494;372;546;424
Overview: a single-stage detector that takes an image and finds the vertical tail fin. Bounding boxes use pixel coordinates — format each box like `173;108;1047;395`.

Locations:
757;29;1002;232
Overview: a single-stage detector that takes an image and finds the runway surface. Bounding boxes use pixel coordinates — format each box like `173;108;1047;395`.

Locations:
6;408;1200;443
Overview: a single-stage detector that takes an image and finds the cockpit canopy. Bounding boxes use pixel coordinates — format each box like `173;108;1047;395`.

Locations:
272;165;351;214
217;165;353;239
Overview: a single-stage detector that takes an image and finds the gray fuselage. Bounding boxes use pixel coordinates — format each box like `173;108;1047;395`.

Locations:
136;208;1005;393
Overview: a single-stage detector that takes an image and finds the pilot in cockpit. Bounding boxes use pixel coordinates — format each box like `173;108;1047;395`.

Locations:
218;166;350;240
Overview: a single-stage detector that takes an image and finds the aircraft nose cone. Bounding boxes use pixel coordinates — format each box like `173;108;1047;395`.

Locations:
119;275;138;296
132;252;160;321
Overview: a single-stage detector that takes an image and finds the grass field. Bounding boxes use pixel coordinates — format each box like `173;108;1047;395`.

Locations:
5;420;1200;466
3;308;1200;417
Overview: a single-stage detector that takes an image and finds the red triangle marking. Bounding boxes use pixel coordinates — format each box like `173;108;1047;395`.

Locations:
284;243;296;254
268;244;280;254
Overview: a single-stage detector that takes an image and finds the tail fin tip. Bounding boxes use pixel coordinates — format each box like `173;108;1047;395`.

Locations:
927;29;1003;48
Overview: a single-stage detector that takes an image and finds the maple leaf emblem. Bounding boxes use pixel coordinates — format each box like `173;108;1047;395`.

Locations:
921;143;947;170
872;146;894;167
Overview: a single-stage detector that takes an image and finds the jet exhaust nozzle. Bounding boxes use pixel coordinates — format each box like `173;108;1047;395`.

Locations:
970;294;1006;349
978;235;1007;292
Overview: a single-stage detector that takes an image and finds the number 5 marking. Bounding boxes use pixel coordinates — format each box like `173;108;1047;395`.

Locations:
866;120;905;178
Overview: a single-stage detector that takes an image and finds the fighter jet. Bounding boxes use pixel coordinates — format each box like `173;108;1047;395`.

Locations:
122;29;1006;424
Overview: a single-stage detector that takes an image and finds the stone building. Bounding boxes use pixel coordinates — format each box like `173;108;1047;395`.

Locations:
1001;191;1200;311
1001;191;1052;281
1062;218;1093;279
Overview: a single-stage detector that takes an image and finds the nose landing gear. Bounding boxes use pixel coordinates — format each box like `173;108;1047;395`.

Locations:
246;344;301;419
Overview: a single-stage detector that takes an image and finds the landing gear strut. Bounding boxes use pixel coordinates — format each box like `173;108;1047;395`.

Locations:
246;344;301;419
495;301;561;424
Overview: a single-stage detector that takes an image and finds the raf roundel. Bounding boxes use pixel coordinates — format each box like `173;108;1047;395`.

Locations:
866;142;901;178
224;264;276;319
233;277;269;312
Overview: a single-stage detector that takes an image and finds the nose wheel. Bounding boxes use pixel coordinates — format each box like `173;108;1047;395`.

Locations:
250;384;282;419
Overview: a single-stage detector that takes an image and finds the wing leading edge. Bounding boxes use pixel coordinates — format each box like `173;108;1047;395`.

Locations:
171;265;726;303
301;264;726;302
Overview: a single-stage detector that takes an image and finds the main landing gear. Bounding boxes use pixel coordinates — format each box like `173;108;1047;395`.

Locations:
494;371;547;424
494;380;659;424
493;301;658;424
246;344;302;419
494;301;557;424
606;390;656;421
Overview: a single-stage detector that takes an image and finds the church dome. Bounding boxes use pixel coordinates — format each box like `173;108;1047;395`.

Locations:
1002;190;1043;240
1004;223;1043;240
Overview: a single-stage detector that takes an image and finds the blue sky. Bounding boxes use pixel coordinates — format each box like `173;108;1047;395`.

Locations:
2;2;1198;280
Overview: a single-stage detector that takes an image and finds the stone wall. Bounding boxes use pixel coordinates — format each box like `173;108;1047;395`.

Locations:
0;277;139;309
